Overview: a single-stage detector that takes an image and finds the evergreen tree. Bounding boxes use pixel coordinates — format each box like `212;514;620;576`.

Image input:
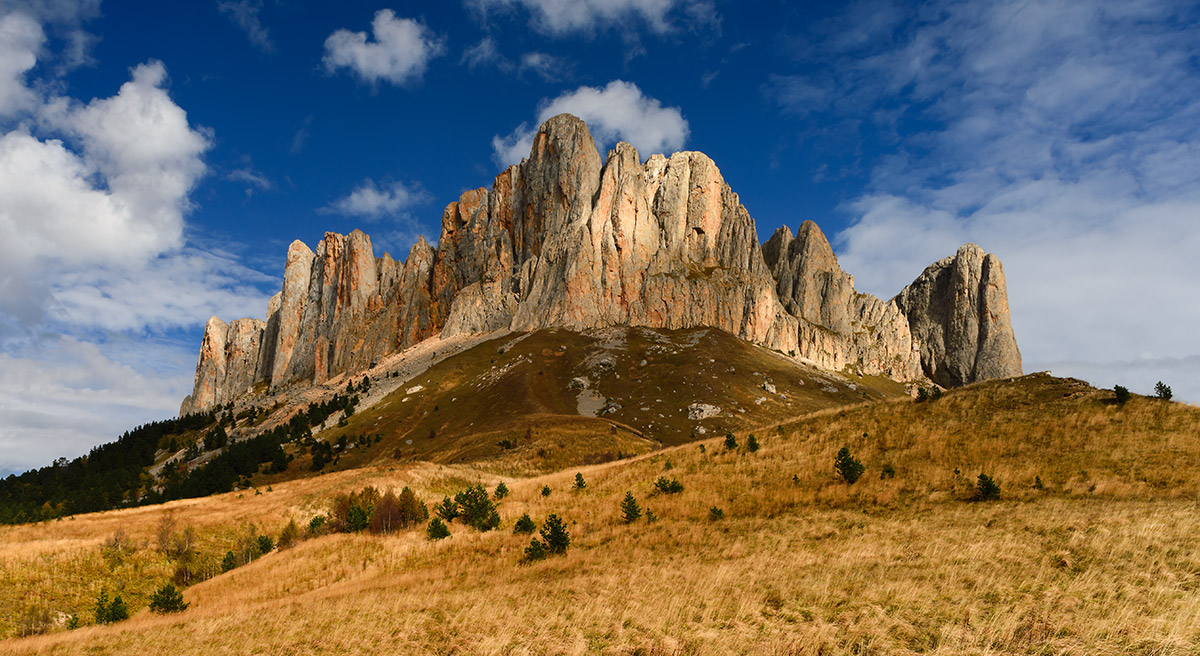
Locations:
513;513;536;534
1155;381;1173;401
149;583;189;613
455;485;501;532
1114;384;1132;406
541;485;552;497
724;432;738;450
426;517;450;540
573;473;587;490
620;492;641;523
434;496;459;522
540;514;570;554
833;447;865;484
494;482;509;499
975;473;1001;501
523;537;547;561
746;435;760;453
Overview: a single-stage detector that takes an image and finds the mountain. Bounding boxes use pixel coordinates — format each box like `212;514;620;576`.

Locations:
180;114;1021;415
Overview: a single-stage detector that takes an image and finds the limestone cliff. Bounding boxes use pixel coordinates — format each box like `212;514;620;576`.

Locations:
181;113;1021;414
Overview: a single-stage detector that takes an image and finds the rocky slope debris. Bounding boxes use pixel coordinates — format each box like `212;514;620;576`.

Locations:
181;114;1020;415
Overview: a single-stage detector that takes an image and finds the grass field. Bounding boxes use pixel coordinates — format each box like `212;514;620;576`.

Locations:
3;373;1198;654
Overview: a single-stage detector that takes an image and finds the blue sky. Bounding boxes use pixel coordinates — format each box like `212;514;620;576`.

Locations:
2;0;1199;474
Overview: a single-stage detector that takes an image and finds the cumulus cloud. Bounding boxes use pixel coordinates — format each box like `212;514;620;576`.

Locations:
323;9;443;86
324;179;431;220
0;8;276;473
492;80;689;166
773;0;1200;401
218;0;274;53
467;0;718;36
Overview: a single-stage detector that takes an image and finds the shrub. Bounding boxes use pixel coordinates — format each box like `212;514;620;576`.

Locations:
724;432;738;450
347;505;371;533
916;387;930;402
645;509;658;523
1114;384;1132;406
708;506;724;521
523;537;547;562
513;513;537;534
369;490;403;534
540;514;570;554
426;517;450;540
307;515;327;537
746;435;760;453
1034;476;1045;490
434;496;459;522
17;605;54;637
698;444;706;454
573;473;587;490
620;492;642;524
880;464;896;479
396;487;429;528
93;590;129;624
494;482;509;499
256;534;274;555
975;473;1001;501
1155;381;1173;401
455;485;501;532
149;583;189;614
541;485;552;497
278;519;300;549
652;476;683;495
792;474;800;485
833;447;865;484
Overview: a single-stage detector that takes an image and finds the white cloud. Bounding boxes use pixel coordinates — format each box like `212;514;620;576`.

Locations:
324;179;430;220
323;9;443;86
0;12;44;118
519;51;569;82
773;0;1200;396
467;0;717;35
492;80;689;166
227;166;272;195
218;0;274;53
0;336;194;474
461;36;510;72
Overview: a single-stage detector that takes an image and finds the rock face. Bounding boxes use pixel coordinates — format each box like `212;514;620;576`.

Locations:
182;114;1022;414
894;244;1023;388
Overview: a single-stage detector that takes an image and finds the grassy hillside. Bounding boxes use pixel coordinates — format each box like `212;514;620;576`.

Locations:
3;374;1199;654
275;326;905;479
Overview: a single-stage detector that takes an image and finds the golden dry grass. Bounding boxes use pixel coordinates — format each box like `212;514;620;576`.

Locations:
4;373;1200;654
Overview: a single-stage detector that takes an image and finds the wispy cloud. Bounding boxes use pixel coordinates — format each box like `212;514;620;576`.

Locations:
323;179;431;220
466;0;719;36
217;0;274;53
771;0;1200;401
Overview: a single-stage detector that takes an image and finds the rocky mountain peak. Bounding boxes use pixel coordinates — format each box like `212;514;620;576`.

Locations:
181;113;1022;415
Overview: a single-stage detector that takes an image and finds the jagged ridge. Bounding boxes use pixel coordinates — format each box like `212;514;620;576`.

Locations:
181;114;1021;414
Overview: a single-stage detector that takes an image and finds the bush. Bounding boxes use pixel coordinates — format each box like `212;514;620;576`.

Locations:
724;432;738;450
307;515;327;537
513;513;537;534
455;485;501;532
541;485;552;497
434;496;459;522
278;519;300;549
523;537;547;562
916;387;929;402
833;447;865;484
1155;381;1173;401
746;435;760;453
93;590;129;624
494;482;509;499
708;506;724;521
540;514;570;554
1114;384;1132;406
573;473;587;490
256;534;274;555
426;517;450;540
652;476;683;495
620;492;642;524
880;464;896;479
149;583;189;614
975;473;1001;501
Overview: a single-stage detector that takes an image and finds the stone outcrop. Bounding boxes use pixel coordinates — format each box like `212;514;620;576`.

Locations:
894;244;1023;388
182;113;1022;414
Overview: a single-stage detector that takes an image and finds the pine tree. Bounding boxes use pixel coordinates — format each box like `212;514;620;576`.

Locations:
540;514;570;554
514;513;537;534
573;473;587;490
724;432;738;450
523;537;547;561
833;447;865;484
149;583;189;613
620;492;641;523
746;434;760;452
494;482;509;499
426;517;450;540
